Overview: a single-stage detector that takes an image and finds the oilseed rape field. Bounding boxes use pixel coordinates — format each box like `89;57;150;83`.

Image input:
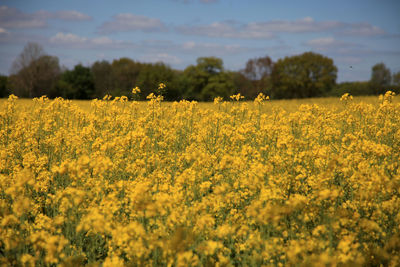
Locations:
1;89;400;266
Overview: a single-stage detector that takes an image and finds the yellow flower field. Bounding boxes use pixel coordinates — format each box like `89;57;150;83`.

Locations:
1;91;399;266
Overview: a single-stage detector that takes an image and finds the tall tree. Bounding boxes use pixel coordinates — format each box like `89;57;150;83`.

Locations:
182;57;234;101
91;60;114;98
370;63;391;95
370;63;391;87
136;62;179;100
10;42;61;97
11;42;44;75
271;52;337;99
393;71;400;86
33;55;61;97
230;71;253;99
196;57;223;75
55;64;94;99
111;58;143;96
243;56;273;80
0;75;9;98
200;72;235;100
241;56;274;98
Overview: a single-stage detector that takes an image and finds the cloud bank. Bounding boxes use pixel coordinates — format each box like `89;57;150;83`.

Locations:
0;6;91;29
98;13;166;33
177;17;387;39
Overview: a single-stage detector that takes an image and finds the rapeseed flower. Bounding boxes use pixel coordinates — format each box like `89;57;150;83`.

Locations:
0;91;398;266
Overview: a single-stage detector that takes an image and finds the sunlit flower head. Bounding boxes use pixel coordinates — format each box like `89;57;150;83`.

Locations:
230;93;244;101
214;96;223;104
254;93;269;104
132;86;141;95
340;93;353;102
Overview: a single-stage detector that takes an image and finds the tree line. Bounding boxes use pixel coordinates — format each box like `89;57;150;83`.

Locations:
1;42;399;100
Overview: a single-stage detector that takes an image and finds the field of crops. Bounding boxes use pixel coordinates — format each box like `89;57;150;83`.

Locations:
1;91;400;266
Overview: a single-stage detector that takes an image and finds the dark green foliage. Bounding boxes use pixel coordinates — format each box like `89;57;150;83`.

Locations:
331;65;399;97
8;43;61;98
200;72;235;100
393;72;400;86
136;62;180;100
10;55;61;98
229;71;253;99
109;58;143;97
370;63;392;87
271;52;337;99
240;56;274;99
370;63;391;94
91;60;114;98
0;75;9;98
181;57;235;101
7;42;398;101
32;56;61;97
54;64;95;99
331;81;373;96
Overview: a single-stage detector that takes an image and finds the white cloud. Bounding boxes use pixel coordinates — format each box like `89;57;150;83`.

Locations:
336;56;363;65
0;6;46;29
98;13;166;33
48;33;247;57
178;21;275;39
50;32;87;44
177;17;343;39
305;37;339;47
48;32;136;50
181;41;248;55
91;36;114;46
172;0;219;3
0;27;8;34
301;17;314;23
49;32;124;49
177;17;388;39
0;6;91;30
304;36;363;50
34;10;92;21
183;41;196;49
304;36;365;55
0;30;45;45
340;22;386;36
199;0;218;3
246;18;342;33
54;10;92;21
139;53;182;64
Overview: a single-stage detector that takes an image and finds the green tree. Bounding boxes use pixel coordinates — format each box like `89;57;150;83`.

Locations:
393;71;400;86
111;58;143;96
54;64;94;99
10;43;61;97
91;60;114;98
0;75;9;98
34;55;61;96
230;71;253;99
181;57;234;101
331;81;373;96
370;63;391;87
201;72;235;100
370;63;391;95
271;52;337;99
241;56;274;98
136;62;180;100
10;42;44;97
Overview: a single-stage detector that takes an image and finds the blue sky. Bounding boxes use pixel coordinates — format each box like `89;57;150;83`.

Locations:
0;0;399;82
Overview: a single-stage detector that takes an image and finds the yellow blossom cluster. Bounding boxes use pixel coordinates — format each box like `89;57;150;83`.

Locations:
340;92;353;102
379;90;396;104
0;92;399;266
230;93;245;101
254;92;270;104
